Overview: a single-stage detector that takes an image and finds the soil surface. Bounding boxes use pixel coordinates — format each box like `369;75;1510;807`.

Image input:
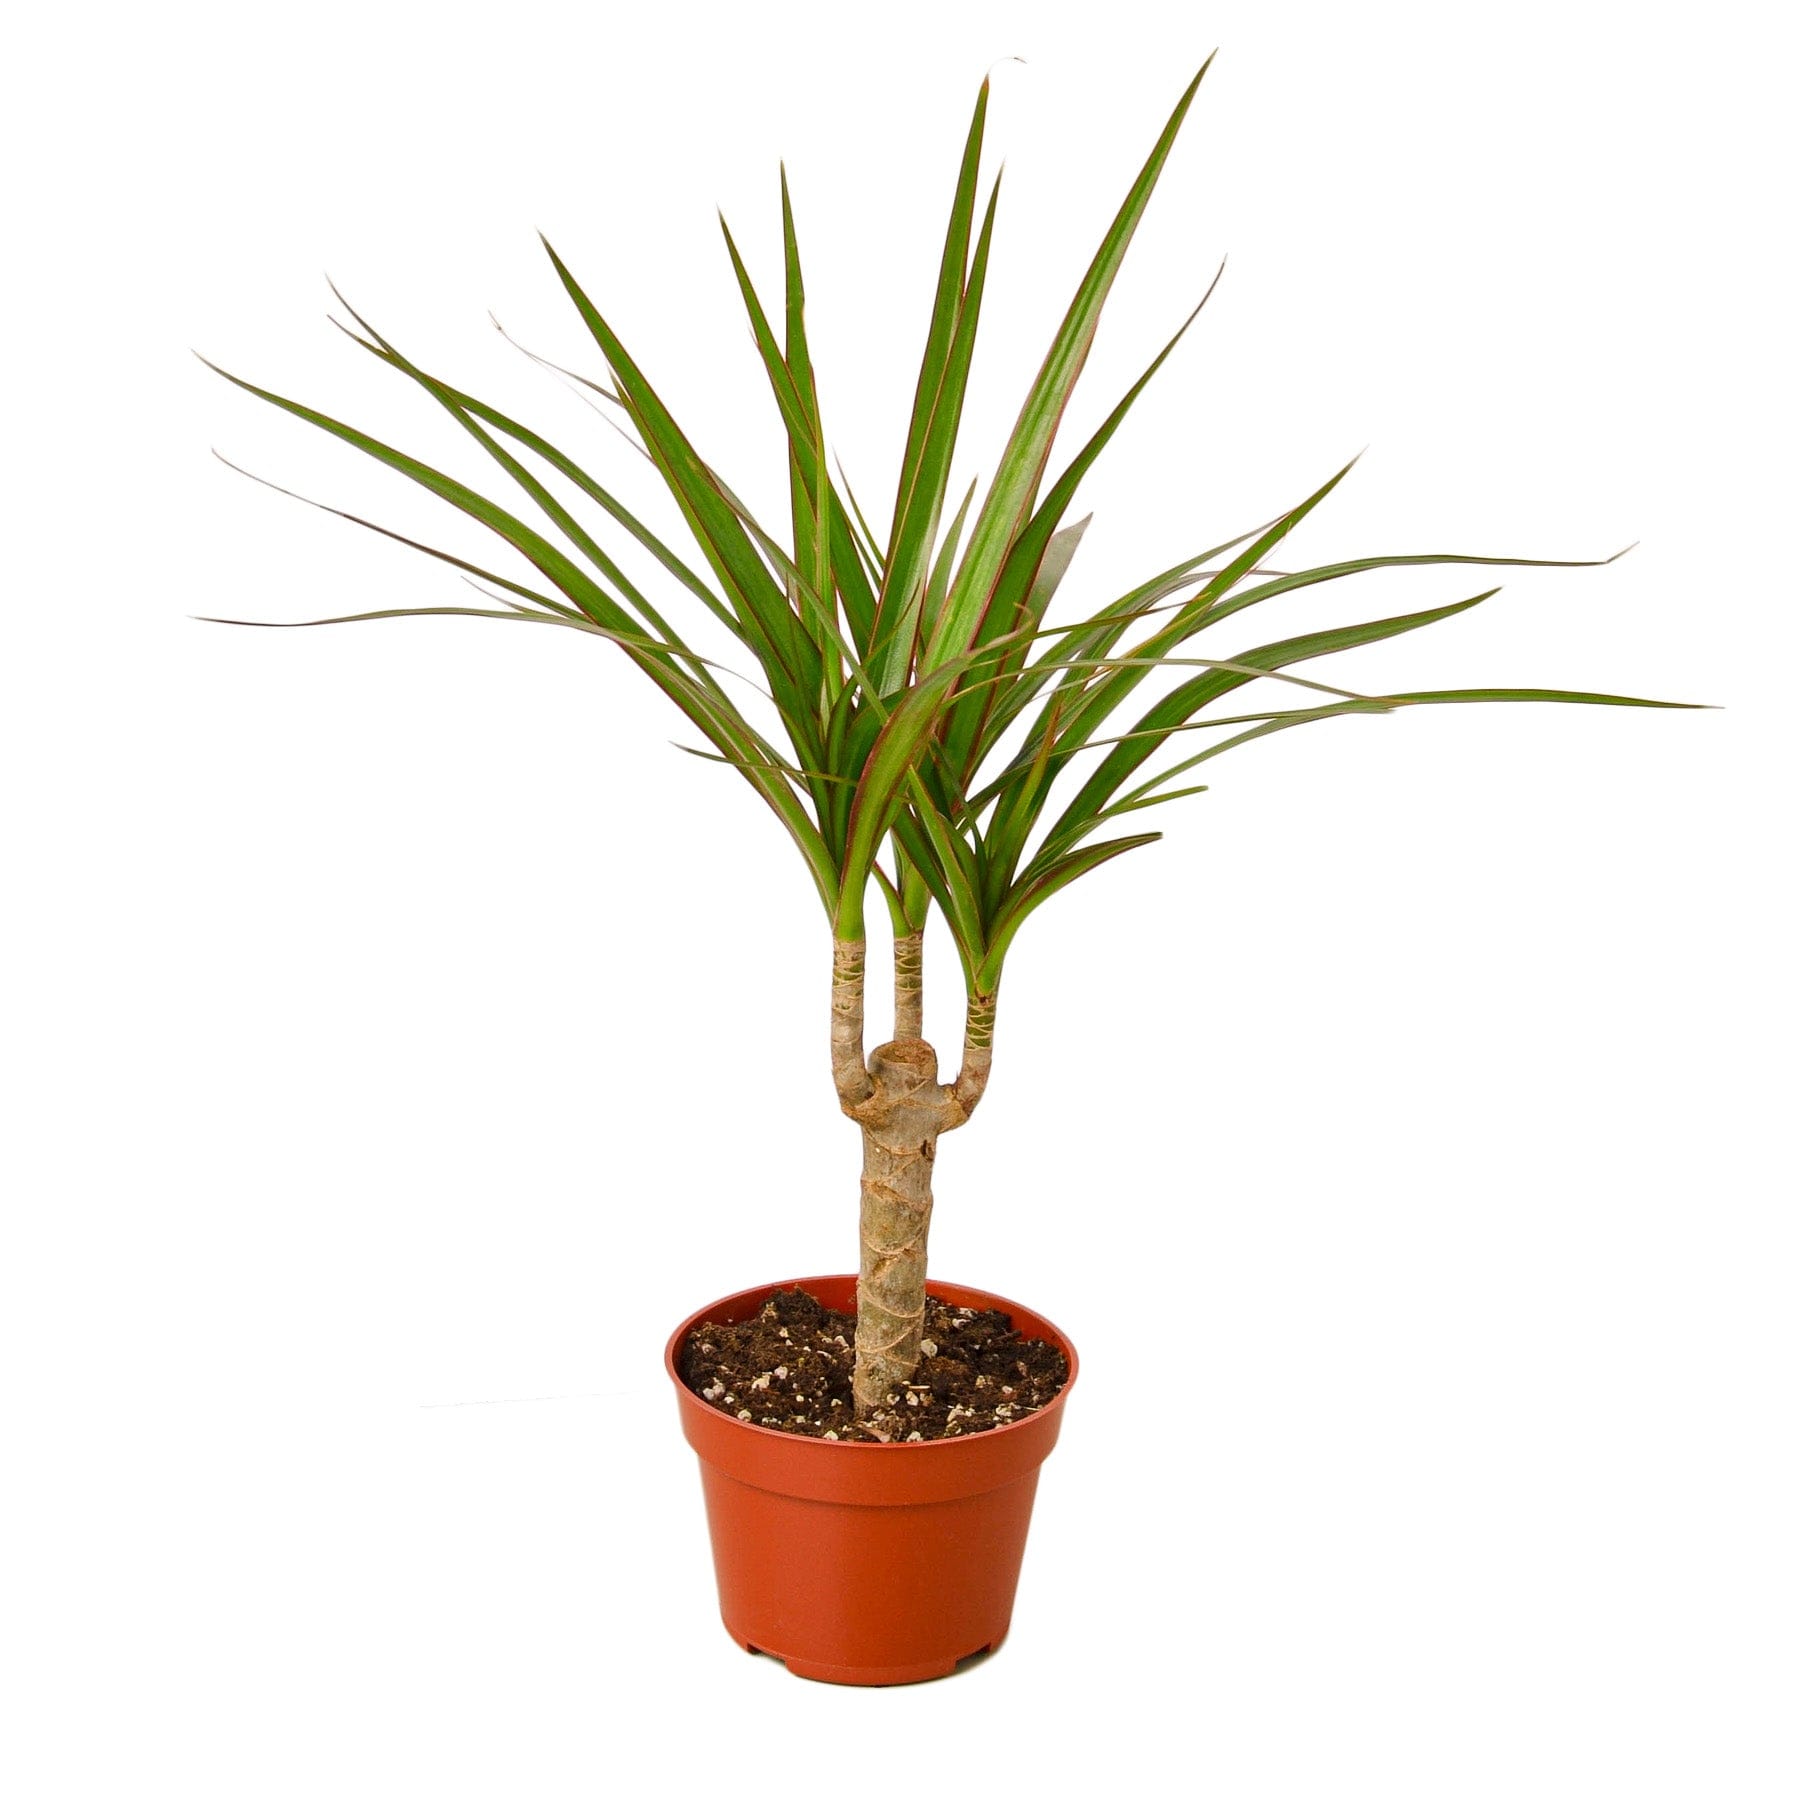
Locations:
678;1287;1070;1443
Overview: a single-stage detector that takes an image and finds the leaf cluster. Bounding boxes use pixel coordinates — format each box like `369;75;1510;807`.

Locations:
205;60;1691;1004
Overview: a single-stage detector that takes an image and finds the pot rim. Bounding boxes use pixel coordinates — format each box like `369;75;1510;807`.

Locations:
663;1272;1079;1451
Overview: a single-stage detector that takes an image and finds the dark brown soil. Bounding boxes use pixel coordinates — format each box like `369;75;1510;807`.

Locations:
678;1287;1070;1443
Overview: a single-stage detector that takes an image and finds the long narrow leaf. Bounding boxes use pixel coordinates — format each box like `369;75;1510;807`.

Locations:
941;511;1094;784
892;799;988;983
717;201;878;653
834;660;968;936
207;357;843;908
943;265;1225;781
883;79;990;603
1034;590;1499;870
925;57;1213;672
540;236;823;716
982;514;1294;750
975;833;1161;991
870;172;1003;692
212;450;588;622
329;297;737;696
1193;546;1633;634
835;452;888;580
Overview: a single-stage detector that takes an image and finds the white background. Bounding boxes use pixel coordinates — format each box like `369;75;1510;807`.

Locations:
5;0;1795;1793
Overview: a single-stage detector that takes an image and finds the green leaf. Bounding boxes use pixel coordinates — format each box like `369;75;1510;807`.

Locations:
941;511;1093;783
881;78;991;627
941;266;1224;781
977;687;1068;915
1194;546;1634;633
1103;701;1391;815
212;450;588;622
328;298;738;683
1086;681;1707;834
925;476;979;633
870;859;912;937
699;458;891;741
717;194;878;653
1384;685;1706;712
200;603;604;633
835;452;888;581
203;355;651;640
972;459;1362;856
206;355;843;911
1097;781;1210;818
1034;590;1498;869
540;236;824;719
976;833;1161;991
924;57;1213;672
898;853;934;935
979;514;1292;756
668;741;852;787
892;799;988;985
870;172;1003;692
834;659;967;936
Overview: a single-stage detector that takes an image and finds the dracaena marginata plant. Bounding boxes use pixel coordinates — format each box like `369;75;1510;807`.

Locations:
205;59;1693;1423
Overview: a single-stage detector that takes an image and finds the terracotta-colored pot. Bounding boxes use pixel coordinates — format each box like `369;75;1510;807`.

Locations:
665;1274;1079;1686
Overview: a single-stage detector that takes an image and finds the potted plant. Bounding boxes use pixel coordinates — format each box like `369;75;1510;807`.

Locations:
203;58;1691;1685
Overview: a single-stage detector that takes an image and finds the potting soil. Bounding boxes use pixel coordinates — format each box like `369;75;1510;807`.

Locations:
678;1286;1069;1443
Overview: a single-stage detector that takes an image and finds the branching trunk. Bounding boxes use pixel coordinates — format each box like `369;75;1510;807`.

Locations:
831;937;997;1422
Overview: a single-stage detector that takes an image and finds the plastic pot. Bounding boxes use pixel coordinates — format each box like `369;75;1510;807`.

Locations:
665;1274;1078;1686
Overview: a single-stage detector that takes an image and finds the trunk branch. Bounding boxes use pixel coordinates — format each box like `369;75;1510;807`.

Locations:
831;938;874;1110
942;987;997;1129
893;929;924;1041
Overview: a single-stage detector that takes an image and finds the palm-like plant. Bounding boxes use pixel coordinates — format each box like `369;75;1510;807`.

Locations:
205;60;1690;1428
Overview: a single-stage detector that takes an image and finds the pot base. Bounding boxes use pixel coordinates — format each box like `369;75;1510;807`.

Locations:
731;1630;1008;1687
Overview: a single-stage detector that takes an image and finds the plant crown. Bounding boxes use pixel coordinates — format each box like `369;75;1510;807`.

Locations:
207;59;1690;1008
